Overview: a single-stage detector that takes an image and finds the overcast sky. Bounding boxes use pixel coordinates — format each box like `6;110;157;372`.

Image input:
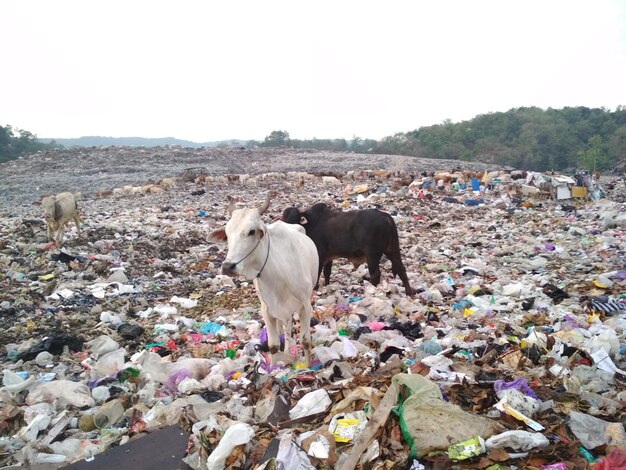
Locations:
2;1;625;142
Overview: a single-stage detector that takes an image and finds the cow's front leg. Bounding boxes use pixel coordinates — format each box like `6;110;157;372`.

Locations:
262;312;280;364
55;225;65;244
282;317;293;354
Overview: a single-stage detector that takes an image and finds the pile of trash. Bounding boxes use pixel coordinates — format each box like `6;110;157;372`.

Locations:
0;164;625;469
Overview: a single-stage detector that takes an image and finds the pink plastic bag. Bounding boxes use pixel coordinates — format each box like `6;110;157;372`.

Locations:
594;448;626;470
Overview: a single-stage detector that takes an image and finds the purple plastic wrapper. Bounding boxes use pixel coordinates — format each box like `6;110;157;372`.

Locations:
541;464;567;470
259;327;285;348
164;368;193;393
494;378;538;399
258;360;284;373
562;314;588;331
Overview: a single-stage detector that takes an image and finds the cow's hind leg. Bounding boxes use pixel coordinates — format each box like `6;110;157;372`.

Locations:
323;261;332;286
299;303;312;366
314;256;324;289
366;252;383;286
388;251;414;295
74;213;82;236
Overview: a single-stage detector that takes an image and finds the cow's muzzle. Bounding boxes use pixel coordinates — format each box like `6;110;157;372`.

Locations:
221;262;238;276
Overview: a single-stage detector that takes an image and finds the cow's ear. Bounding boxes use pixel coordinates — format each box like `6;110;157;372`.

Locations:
208;227;227;243
300;216;308;225
258;227;265;239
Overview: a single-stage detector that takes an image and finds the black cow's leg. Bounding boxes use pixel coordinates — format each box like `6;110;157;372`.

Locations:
314;255;324;289
323;261;332;285
390;252;415;296
367;252;383;286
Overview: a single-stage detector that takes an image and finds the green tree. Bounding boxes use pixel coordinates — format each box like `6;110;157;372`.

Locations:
350;135;364;152
577;135;612;171
262;130;290;147
608;124;626;165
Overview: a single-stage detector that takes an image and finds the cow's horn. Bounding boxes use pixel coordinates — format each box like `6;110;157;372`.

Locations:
257;193;271;214
227;196;236;214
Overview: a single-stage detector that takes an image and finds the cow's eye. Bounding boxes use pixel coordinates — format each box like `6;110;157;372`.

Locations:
248;229;256;236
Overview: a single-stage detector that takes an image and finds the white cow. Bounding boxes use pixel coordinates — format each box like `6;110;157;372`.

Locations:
41;192;81;244
209;195;318;365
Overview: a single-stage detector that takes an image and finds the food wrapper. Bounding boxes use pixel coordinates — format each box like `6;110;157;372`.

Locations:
495;399;544;431
541;464;567;470
332;418;360;442
447;436;486;460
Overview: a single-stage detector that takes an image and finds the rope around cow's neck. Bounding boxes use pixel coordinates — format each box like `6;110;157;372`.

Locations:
256;229;270;278
229;226;271;279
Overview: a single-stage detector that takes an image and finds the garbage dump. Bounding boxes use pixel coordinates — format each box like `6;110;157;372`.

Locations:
0;148;625;469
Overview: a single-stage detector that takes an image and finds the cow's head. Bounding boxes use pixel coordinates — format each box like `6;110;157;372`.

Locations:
209;195;270;278
282;202;332;228
282;207;303;224
41;195;60;229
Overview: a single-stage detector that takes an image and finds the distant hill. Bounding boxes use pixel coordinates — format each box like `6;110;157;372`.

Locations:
39;136;249;148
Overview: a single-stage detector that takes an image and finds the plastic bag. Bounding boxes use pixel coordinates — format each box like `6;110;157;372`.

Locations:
94;348;125;377
314;346;340;365
493;378;537;399
485;430;550;452
86;335;119;360
595;448;626;470
17;413;51;442
273;432;316;469
340;337;358;358
26;380;94;408
170;296;198;309
392;374;502;457
164;369;193;393
289;389;331;419
91;385;110;404
206;422;254;470
568;411;626;449
93;399;125;428
2;369;36;394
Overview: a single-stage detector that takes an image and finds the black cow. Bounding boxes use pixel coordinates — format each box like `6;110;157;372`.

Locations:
282;203;414;295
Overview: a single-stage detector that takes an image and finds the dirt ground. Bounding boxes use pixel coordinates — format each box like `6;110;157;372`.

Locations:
0;146;502;216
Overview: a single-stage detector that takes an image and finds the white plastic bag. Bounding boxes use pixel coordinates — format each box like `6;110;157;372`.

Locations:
289;389;331;420
26;380;95;408
486;430;549;451
94;348;125;377
170;296;198;309
2;369;36;394
86;335;119;359
206;422;254;470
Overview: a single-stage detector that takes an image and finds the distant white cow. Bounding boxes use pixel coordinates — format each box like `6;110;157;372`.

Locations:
209;195;318;364
41;192;81;244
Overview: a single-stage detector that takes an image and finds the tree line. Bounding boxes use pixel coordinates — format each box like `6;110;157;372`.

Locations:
257;106;626;172
3;106;626;171
0;125;56;164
